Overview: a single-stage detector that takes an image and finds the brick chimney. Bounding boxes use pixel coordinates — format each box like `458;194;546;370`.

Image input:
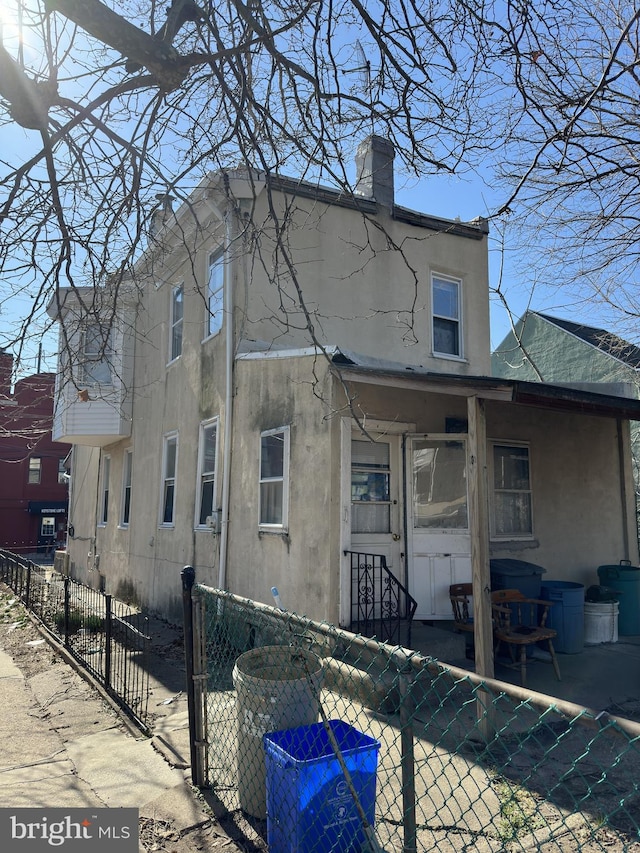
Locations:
354;135;395;212
0;349;13;399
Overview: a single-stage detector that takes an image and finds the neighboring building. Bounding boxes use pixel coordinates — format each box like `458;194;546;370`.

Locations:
492;310;640;539
47;137;640;627
0;350;69;558
492;311;640;390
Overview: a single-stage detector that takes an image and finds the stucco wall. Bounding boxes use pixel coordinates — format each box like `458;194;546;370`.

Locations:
225;355;339;623
239;190;491;375
486;400;639;587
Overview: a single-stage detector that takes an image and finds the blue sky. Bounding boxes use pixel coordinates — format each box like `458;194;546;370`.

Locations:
0;151;611;378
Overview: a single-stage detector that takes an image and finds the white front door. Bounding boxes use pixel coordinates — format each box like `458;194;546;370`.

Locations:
406;435;472;620
350;433;404;578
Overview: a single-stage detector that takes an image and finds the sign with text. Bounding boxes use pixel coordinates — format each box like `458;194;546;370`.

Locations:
0;808;138;851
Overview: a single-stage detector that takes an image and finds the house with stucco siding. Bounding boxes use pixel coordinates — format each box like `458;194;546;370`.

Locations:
46;138;640;644
493;310;640;547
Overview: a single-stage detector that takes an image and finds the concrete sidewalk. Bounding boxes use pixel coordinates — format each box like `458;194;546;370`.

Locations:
0;595;240;852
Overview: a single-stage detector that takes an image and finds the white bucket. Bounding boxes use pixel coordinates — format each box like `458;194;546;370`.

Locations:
584;601;619;645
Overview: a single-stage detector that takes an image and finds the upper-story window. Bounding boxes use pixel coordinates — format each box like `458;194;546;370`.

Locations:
206;250;224;339
432;274;462;358
259;426;290;530
170;285;184;362
81;323;113;384
28;457;42;484
196;419;218;527
160;433;178;526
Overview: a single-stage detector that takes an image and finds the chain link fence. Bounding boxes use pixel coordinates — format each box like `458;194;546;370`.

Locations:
184;575;640;853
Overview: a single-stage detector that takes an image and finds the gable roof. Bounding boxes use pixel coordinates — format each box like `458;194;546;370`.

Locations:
534;312;640;370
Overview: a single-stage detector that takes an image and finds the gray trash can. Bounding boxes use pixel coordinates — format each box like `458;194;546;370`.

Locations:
490;559;546;598
233;646;323;819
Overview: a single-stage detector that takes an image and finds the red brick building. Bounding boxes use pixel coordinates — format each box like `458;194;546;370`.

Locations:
0;350;69;558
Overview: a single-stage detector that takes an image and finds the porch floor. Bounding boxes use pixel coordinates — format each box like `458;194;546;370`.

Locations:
410;619;640;718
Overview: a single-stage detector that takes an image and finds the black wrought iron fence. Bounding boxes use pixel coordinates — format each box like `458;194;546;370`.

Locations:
182;569;640;853
0;548;150;732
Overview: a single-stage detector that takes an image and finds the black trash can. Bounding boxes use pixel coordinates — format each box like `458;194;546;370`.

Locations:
490;559;546;598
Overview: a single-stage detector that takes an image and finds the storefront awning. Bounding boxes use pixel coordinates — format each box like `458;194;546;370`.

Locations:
28;501;68;515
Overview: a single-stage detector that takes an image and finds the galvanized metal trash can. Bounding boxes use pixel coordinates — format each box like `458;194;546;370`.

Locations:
233;646;323;819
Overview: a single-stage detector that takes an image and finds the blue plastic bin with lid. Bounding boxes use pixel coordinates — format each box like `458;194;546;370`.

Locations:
263;720;380;853
540;580;584;654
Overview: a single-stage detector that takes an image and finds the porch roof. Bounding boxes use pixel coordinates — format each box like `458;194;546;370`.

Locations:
331;348;640;421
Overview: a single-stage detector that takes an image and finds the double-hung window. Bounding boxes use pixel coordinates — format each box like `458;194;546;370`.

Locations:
259;427;290;529
206;250;224;339
196;419;218;527
160;433;178;526
28;457;42;484
492;443;533;537
100;455;110;525
432;274;462;358
170;285;184;362
120;449;133;527
81;323;113;384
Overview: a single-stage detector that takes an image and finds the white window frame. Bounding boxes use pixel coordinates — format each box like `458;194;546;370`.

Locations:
159;432;178;528
99;455;111;526
204;249;224;340
169;284;184;363
490;441;534;540
431;273;463;359
195;418;219;529
28;456;42;484
41;517;55;537
120;449;133;528
259;426;290;531
80;323;113;385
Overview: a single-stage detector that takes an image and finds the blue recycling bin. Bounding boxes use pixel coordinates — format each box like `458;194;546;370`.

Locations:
264;720;380;853
540;581;584;654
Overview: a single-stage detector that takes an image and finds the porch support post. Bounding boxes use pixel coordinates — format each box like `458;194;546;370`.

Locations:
467;395;495;738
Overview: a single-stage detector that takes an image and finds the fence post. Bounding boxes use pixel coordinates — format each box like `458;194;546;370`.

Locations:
398;666;417;853
182;565;198;785
192;589;208;787
63;576;71;647
25;562;32;609
104;594;112;691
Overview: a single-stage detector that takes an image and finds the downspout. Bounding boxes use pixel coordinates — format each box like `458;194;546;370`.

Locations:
217;201;235;591
617;417;631;562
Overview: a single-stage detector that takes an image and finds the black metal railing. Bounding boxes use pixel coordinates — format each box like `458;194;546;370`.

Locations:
0;549;150;732
345;549;417;647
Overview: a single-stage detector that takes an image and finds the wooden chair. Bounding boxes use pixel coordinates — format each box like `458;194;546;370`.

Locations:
449;583;474;635
491;589;561;688
449;583;476;660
